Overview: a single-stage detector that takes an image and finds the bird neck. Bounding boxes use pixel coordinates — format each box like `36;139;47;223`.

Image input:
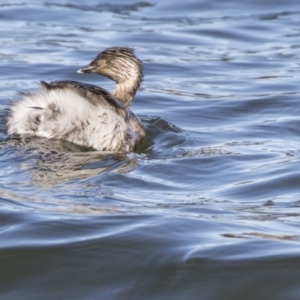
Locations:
112;76;141;108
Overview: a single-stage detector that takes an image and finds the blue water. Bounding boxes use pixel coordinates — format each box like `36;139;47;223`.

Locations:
1;0;300;299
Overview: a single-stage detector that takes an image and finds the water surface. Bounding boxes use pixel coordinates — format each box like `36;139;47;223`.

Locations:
1;0;300;299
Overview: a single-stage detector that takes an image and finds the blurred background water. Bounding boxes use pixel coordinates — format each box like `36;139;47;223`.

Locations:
1;0;300;299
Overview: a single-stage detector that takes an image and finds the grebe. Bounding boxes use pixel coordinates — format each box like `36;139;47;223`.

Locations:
6;47;145;152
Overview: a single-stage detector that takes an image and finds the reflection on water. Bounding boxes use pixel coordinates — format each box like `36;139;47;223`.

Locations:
3;116;190;187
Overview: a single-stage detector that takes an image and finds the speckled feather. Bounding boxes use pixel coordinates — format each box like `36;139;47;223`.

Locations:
6;47;145;152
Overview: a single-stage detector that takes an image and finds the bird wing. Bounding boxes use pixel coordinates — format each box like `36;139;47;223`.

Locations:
41;80;125;110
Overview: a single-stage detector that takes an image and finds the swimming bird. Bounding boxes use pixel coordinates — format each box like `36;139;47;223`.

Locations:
6;47;145;152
